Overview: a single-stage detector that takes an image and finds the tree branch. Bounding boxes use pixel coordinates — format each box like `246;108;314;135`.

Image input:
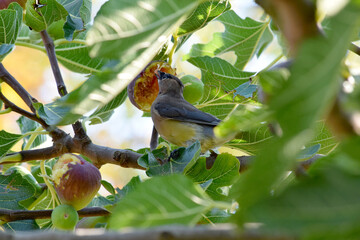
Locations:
0;207;109;223
40;30;68;97
2;140;144;170
40;30;89;142
0;63;37;112
350;43;360;56
255;0;319;55
0;91;49;129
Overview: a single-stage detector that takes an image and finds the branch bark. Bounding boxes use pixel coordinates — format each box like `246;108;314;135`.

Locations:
0;63;37;112
0;207;109;223
0;91;49;129
350;43;360;56
40;30;68;97
40;30;90;144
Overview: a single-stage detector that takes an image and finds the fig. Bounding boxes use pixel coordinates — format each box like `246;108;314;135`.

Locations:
0;0;26;8
52;153;101;210
180;75;204;104
51;204;79;231
128;61;176;112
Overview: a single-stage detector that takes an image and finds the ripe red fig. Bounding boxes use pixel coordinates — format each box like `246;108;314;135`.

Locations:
52;154;101;210
127;61;176;112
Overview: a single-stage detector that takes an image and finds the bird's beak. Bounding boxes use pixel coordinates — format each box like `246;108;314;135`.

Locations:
155;70;167;81
154;69;161;80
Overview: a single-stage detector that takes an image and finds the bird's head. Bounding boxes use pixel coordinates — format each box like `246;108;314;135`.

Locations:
155;71;184;95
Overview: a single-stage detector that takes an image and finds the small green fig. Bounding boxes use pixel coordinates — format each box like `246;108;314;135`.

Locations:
51;204;79;230
180;75;204;104
52;154;101;210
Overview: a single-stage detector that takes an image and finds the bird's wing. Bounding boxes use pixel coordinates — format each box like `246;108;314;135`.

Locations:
153;100;220;126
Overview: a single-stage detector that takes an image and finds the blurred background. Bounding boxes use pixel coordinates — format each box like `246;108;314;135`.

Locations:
0;0;358;193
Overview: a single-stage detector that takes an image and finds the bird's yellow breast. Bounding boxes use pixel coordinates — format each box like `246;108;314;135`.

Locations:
153;117;199;147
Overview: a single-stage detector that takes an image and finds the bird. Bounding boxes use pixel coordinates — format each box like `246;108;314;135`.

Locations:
151;71;233;153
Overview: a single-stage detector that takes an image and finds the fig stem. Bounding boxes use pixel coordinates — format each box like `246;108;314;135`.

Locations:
23;126;44;151
168;34;178;66
261;54;284;72
41;160;60;208
0;107;11;115
0;153;22;164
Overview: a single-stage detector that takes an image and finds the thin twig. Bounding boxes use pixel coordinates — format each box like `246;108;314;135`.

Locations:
0;207;110;223
0;91;49;129
40;30;68;97
0;63;37;112
350;43;360;56
40;30;89;142
1;141;144;170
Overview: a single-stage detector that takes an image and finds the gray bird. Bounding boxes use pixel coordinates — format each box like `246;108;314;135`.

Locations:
151;71;233;152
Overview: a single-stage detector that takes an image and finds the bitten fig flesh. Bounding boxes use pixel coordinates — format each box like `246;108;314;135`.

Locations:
128;61;176;112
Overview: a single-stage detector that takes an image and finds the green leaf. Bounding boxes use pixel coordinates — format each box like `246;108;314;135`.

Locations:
234;81;257;98
55;41;106;74
87;195;113;208
108;174;213;229
3;220;40;232
24;0;68;32
177;0;231;36
29;189;53;228
88;88;127;125
257;67;290;97
0;166;42;210
257;69;338;156
215;105;270;139
16;26;106;74
138;142;201;177
188;56;254;120
245;168;360;239
308;122;338;155
0;2;23;44
185;10;272;69
186;153;240;201
33;101;81;126
115;175;142;200
231;3;360;217
56;0;200;120
57;0;91;40
224;125;272;155
101;180;115;195
0;130;22;158
87;0;200;59
199;208;231;224
16;116;47;150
